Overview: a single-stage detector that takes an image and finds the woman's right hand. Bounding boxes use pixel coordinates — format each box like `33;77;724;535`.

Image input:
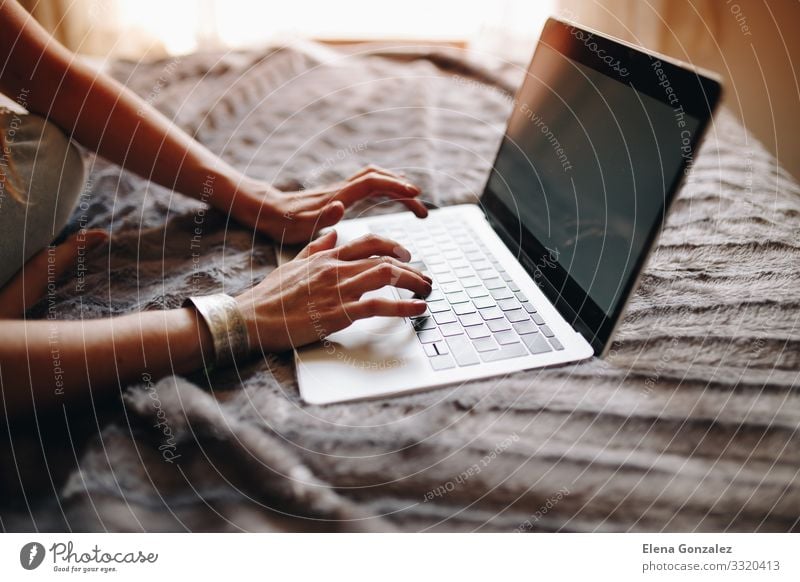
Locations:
235;231;432;353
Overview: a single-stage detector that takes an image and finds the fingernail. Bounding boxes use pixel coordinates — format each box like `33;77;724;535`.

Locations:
423;275;433;284
412;299;427;308
405;183;419;193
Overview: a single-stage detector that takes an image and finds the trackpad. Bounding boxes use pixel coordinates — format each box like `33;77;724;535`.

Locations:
302;287;415;367
295;287;430;404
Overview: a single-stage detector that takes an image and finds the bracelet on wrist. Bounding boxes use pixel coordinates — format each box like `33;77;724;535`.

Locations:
183;293;250;368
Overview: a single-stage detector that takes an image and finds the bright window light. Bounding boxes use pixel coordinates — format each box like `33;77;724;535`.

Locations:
111;0;555;61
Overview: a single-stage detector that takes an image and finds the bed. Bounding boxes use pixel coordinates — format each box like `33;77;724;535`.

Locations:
1;42;798;532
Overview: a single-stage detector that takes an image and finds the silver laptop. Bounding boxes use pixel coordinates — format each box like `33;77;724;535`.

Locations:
289;18;721;404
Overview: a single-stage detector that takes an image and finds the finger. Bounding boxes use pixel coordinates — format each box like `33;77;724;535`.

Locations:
341;264;432;298
337;173;421;202
296;229;338;259
334;233;412;262
334;173;428;218
366;190;429;218
0;229;108;318
346;297;428;320
345;256;430;284
347;164;406;182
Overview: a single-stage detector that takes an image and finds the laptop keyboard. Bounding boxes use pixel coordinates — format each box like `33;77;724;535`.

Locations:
369;215;565;372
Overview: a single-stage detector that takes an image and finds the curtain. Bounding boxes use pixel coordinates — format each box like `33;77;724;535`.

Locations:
557;0;722;67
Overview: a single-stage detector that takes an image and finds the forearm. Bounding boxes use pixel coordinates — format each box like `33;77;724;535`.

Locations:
0;308;213;415
0;1;245;209
32;59;243;209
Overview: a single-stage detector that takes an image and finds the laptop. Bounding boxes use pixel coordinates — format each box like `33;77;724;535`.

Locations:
288;17;722;405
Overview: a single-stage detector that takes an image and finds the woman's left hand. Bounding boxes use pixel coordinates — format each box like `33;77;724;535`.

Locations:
227;165;428;244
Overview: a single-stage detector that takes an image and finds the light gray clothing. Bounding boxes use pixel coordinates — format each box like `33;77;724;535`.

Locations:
0;110;86;287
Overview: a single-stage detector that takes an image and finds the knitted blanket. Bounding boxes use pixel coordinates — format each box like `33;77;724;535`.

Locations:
2;42;798;532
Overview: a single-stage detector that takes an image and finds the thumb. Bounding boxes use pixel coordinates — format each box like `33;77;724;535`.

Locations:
296;229;338;259
0;229;108;318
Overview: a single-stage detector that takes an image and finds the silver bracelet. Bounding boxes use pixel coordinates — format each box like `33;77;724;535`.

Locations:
184;294;250;368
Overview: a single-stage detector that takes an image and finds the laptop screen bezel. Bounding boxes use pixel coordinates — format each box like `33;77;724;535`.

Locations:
480;17;721;355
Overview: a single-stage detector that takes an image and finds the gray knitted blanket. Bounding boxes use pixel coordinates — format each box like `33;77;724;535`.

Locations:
2;43;798;532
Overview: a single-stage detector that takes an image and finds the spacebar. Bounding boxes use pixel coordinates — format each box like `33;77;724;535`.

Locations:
479;342;527;362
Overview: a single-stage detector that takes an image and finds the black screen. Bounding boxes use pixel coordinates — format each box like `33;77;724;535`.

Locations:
485;41;700;318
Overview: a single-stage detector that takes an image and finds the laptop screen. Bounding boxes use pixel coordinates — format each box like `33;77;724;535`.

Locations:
481;18;720;353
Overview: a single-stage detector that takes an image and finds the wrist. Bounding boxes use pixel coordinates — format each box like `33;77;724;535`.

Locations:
184;294;251;368
180;307;216;369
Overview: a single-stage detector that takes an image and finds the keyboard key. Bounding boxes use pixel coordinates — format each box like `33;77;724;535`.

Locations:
549;337;564;351
513;320;537;335
412;316;436;331
494;330;519;345
476;269;496;280
426;289;444;302
514;291;529;302
540;325;555;337
446;335;481;366
439;322;463;337
521;333;553;355
490;288;513;300
484;278;505;290
465;324;491;339
431;263;450;274
454;267;473;278
453;302;476;315
461;277;482;288
428;300;451;313
522;302;537;314
450;259;469;269
499;271;513;282
472;260;491;271
467;286;489;298
423;343;438;357
487;317;511;332
506;309;529;323
441;282;462;294
472;336;499;352
446;291;470;304
480;342;527;362
433;341;449;355
532;313;546;325
497;298;522;311
429;354;456;370
437;272;457;284
433;310;457;324
479;307;504;320
417;329;442;343
473;295;495;309
459;313;483;327
508;282;520;292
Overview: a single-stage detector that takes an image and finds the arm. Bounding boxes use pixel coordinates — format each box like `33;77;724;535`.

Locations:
0;308;214;415
0;230;429;416
0;1;427;243
0;0;242;210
